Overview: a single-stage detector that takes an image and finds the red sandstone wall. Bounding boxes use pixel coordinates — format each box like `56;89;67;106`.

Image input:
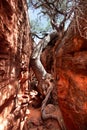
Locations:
55;27;87;130
0;0;31;129
41;23;87;130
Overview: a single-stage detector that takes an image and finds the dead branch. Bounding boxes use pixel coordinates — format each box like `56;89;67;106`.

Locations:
31;32;48;39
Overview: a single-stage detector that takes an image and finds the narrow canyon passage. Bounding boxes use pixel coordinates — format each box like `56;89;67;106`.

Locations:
0;0;66;129
0;0;87;130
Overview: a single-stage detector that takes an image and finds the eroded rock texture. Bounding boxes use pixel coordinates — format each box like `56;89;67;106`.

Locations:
41;23;87;130
40;11;87;130
0;0;31;129
55;27;87;130
53;3;87;127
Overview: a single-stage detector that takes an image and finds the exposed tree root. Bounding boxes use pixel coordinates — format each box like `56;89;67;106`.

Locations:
41;87;67;130
30;31;67;130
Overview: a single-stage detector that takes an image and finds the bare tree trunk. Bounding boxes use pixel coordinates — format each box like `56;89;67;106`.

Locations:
30;31;67;130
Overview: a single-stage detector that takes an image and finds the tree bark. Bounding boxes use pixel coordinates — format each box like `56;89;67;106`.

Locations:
30;31;67;130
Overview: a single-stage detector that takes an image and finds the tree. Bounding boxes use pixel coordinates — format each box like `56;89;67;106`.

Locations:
28;0;87;130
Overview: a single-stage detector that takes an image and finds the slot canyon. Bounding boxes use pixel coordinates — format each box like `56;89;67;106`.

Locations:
0;0;87;130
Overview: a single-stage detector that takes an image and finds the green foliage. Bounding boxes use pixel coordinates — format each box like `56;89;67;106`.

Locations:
27;0;79;39
30;16;52;34
28;6;52;38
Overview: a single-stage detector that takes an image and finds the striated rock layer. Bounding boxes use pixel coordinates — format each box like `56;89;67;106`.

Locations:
0;0;31;129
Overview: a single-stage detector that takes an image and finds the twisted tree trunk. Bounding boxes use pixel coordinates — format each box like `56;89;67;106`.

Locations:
30;31;57;95
30;31;67;130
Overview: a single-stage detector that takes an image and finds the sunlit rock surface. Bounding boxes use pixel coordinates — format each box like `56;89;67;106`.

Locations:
41;24;87;130
0;0;31;129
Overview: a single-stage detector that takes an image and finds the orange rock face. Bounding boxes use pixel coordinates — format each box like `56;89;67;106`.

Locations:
55;35;87;130
41;29;87;130
0;0;31;129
